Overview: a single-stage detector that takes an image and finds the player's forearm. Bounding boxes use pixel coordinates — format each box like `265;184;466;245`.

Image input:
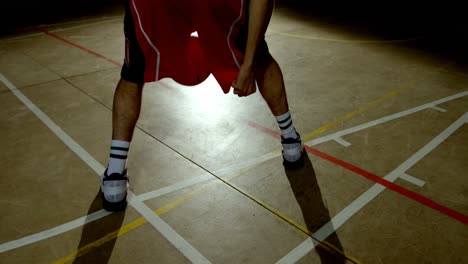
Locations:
243;0;274;67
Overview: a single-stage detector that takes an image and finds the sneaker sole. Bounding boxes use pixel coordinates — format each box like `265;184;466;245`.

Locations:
283;149;305;170
102;194;128;212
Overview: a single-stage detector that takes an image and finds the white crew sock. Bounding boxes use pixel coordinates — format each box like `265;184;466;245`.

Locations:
275;111;298;139
107;140;130;175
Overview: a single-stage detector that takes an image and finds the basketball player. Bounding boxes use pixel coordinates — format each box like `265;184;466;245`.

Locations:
101;0;304;212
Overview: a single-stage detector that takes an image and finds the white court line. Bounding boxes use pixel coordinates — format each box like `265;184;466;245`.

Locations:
277;112;468;264
138;150;280;202
0;74;211;263
38;16;122;28
0;177;209;253
1;17;121;42
127;192;209;263
2;67;465;258
0;147;279;253
334;137;351;147
0;142;281;253
0;74;281;254
306;91;468;146
1;32;44;42
11;89;460;256
430;106;447;112
50;18;121;33
0;210;111;253
400;173;426;187
136;175;214;202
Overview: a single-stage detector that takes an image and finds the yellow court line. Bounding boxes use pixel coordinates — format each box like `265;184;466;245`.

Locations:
52;217;148;264
301;61;455;142
227;185;362;264
54;164;360;264
52;86;408;263
53;194;201;264
53;168;252;264
39;21;456;263
50;77;453;262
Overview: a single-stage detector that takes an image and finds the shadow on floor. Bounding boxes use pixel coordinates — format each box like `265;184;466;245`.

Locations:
72;190;126;264
284;154;347;263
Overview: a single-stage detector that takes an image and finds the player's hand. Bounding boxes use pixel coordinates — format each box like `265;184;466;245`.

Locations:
232;63;256;97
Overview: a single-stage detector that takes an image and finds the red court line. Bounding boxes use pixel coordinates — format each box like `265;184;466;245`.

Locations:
35;27;122;67
37;25;467;225
246;121;468;225
35;27;173;91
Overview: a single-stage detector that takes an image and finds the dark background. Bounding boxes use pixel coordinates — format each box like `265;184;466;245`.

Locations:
276;0;468;63
1;0;125;35
1;0;467;62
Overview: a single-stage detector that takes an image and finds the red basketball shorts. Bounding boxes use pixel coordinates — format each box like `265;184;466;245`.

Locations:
120;0;269;93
